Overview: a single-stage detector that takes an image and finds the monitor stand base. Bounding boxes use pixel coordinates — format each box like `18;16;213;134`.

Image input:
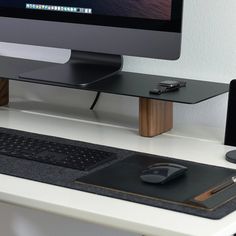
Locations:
19;50;123;88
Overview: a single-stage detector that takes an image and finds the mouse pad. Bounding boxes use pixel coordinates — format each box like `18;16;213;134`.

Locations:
76;154;236;214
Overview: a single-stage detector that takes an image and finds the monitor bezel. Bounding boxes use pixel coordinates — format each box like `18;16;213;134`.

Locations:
0;0;183;32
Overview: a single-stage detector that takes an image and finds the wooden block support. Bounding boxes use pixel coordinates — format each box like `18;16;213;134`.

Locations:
0;79;9;106
139;98;173;137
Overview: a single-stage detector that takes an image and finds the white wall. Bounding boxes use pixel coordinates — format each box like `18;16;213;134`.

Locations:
0;1;236;236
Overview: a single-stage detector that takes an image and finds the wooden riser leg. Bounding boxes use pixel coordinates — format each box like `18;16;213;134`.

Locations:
0;79;9;106
139;98;173;137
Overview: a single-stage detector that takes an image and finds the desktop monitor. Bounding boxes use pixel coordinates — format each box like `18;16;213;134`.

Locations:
0;0;183;86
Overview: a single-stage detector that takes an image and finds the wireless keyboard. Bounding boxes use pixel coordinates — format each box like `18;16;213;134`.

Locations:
0;128;116;171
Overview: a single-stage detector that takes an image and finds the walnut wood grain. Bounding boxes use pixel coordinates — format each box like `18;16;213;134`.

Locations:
139;98;173;137
0;79;9;106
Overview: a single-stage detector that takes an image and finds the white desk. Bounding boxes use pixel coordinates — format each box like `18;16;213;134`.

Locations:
0;103;236;236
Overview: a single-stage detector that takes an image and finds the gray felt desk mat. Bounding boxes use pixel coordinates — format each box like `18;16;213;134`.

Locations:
0;128;236;219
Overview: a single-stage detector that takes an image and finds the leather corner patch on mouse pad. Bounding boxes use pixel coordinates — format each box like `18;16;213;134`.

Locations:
76;154;236;211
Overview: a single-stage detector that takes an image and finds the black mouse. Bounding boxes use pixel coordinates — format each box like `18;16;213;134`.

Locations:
140;163;188;184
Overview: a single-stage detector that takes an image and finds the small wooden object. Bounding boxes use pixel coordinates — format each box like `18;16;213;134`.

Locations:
0;79;9;106
139;98;173;137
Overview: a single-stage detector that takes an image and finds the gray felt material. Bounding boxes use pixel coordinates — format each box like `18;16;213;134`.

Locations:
0;127;236;219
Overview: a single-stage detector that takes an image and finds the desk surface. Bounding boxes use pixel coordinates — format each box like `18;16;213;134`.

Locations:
0;103;236;236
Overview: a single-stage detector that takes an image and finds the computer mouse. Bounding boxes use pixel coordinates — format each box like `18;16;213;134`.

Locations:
140;163;188;184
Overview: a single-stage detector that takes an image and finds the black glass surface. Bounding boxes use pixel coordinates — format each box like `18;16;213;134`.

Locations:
0;56;229;104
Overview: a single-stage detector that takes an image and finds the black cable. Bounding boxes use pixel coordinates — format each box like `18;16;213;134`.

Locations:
90;92;101;110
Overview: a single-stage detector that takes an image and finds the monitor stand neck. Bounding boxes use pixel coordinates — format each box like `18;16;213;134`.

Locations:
19;50;123;87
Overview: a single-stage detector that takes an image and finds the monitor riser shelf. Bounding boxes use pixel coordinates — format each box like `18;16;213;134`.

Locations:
0;56;229;137
0;79;172;137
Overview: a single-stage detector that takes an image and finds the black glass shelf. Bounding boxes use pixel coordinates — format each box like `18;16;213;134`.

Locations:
0;56;229;104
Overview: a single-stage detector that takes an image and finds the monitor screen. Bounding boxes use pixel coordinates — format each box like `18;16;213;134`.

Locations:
0;0;172;20
0;0;181;31
0;0;183;60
